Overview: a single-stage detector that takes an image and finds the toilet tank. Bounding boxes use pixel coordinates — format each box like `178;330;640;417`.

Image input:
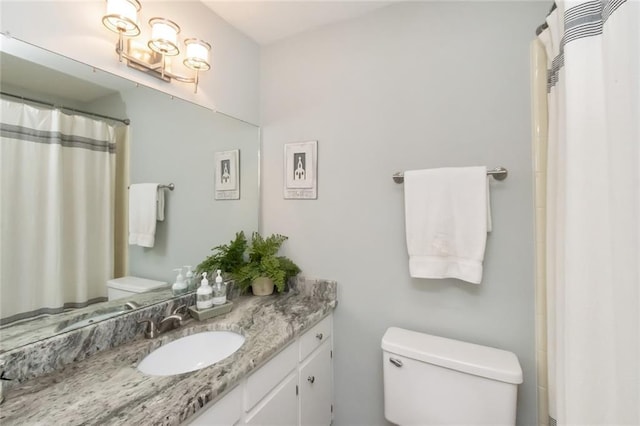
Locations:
381;327;523;426
107;276;168;300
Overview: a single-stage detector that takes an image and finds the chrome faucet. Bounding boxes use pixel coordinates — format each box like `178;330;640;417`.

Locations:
171;304;187;316
138;314;184;339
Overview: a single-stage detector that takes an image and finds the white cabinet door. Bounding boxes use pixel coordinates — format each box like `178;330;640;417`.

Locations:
299;341;332;426
245;372;298;426
245;342;297;411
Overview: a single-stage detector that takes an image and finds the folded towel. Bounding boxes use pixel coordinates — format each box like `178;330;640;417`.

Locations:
404;167;490;284
128;183;164;248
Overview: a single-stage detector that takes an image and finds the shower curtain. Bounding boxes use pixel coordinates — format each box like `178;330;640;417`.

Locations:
537;0;639;424
0;99;118;323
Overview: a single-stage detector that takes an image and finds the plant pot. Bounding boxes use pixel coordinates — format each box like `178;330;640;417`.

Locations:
251;277;275;296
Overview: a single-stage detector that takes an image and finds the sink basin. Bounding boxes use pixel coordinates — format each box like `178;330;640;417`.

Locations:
137;331;245;376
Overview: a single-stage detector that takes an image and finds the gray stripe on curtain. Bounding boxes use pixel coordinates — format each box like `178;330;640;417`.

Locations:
0;297;108;326
0;123;116;154
543;0;628;92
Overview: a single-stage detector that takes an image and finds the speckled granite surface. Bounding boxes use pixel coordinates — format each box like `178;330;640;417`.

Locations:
0;278;337;425
0;288;177;354
1;294;196;386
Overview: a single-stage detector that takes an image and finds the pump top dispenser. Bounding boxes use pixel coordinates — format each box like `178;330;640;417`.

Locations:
212;269;227;306
172;268;187;294
196;272;213;310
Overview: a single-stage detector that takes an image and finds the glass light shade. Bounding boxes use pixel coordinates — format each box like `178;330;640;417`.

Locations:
183;39;211;71
102;0;141;36
148;18;180;56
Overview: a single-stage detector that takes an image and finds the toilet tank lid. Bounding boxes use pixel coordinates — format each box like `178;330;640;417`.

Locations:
107;276;168;292
381;327;523;384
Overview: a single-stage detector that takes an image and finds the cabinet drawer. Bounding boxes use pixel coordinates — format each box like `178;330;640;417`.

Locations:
245;341;297;411
299;315;332;361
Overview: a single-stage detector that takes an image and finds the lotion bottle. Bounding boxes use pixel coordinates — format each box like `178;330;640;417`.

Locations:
196;272;213;310
184;265;195;291
212;269;227;306
172;268;187;295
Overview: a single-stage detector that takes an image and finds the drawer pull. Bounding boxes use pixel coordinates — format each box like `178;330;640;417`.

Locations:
389;358;403;368
315;333;323;340
307;376;315;384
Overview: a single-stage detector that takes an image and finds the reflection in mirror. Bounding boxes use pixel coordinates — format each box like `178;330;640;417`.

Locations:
0;38;260;354
0;288;175;353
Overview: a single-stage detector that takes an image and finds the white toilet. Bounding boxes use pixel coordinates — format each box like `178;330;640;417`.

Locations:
106;276;168;301
382;327;523;425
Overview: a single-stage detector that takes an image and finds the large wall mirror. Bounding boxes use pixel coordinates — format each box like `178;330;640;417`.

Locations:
0;37;260;353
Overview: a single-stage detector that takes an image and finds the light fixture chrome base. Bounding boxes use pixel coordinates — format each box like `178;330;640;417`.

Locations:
114;40;201;92
115;41;171;82
125;60;171;82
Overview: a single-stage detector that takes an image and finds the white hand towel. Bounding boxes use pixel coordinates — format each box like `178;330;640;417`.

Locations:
128;183;163;248
404;166;490;284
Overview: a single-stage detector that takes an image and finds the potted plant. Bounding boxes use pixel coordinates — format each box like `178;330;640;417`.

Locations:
236;232;301;296
196;231;248;281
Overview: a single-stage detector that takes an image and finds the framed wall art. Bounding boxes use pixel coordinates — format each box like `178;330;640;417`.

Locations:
214;149;240;200
283;140;317;199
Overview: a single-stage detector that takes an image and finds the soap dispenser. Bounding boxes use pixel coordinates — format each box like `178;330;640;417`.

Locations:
172;268;187;295
212;269;227;306
196;272;213;310
184;265;195;291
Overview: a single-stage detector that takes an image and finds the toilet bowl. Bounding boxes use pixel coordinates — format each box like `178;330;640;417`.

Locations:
106;276;168;301
382;327;523;425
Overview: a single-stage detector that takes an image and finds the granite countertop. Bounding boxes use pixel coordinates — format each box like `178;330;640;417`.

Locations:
0;283;336;425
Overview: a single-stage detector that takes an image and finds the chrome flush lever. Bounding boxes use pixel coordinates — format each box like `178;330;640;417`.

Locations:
389;358;403;368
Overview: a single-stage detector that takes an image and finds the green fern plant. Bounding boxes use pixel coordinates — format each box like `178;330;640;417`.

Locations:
196;231;248;278
236;232;301;293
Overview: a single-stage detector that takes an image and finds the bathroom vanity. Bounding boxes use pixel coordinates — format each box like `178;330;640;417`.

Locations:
0;279;337;425
189;314;333;425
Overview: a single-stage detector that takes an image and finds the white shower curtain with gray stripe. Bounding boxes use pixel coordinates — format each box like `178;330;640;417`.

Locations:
538;0;639;424
0;99;116;323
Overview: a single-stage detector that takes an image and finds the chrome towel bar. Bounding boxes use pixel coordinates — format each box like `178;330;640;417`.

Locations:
392;167;508;184
127;183;175;190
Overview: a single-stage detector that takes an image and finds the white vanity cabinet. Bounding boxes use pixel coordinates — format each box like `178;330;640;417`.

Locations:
186;314;333;426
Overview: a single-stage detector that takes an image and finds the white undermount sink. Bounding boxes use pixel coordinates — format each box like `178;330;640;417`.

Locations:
137;331;245;376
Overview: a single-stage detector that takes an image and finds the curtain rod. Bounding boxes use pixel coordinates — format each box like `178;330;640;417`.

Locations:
535;2;557;36
0;91;130;126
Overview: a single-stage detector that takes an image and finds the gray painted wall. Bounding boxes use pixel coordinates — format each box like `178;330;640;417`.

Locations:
260;2;548;425
120;88;261;284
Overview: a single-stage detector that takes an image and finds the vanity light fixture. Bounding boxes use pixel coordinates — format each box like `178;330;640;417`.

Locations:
101;0;211;93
